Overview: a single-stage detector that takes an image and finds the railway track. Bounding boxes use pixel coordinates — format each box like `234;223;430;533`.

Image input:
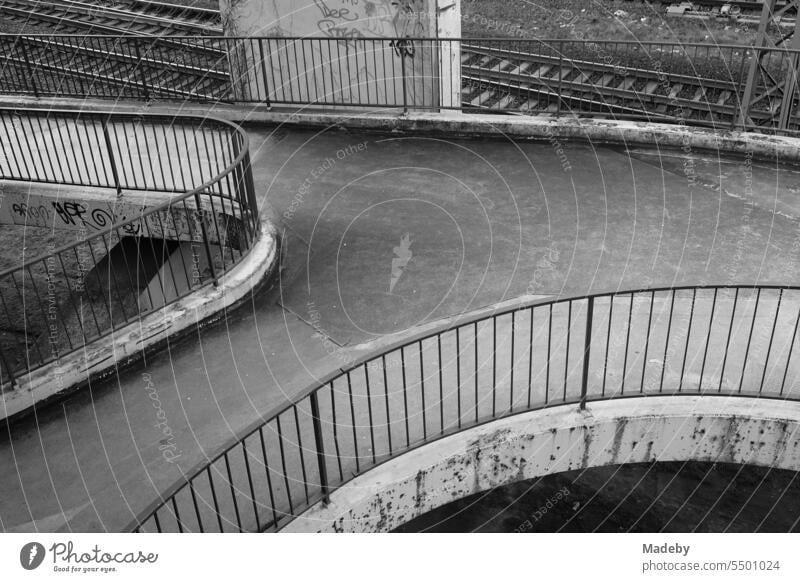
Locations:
0;0;221;35
0;35;764;124
0;35;229;100
458;44;783;125
0;0;779;126
0;1;228;100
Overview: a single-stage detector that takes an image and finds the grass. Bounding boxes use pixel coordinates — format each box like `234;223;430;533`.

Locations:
0;0;784;45
462;0;781;45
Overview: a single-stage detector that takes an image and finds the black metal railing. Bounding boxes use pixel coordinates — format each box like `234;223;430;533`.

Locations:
0;107;259;390
128;284;800;533
4;35;800;131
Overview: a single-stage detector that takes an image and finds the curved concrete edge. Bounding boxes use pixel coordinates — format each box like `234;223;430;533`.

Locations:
2;97;796;162
259;111;797;162
284;396;800;532
0;217;280;423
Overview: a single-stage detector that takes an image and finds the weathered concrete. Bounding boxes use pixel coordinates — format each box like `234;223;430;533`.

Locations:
285;396;800;532
0;182;241;245
1;96;795;162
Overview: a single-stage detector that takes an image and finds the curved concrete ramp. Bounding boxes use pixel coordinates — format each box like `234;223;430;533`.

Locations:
285;396;800;532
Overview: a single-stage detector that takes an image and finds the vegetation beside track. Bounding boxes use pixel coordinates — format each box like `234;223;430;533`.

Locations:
462;0;780;44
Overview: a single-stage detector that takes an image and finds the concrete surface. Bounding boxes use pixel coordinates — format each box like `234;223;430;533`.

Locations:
284;396;800;532
2;116;800;532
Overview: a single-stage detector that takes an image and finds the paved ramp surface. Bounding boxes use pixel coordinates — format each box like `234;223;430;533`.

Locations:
2;125;800;532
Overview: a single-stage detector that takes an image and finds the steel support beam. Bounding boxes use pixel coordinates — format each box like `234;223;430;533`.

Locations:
738;0;800;130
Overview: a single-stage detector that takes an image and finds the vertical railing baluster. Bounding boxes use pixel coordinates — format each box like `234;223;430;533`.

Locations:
310;391;330;505
580;297;594;410
101;116;122;195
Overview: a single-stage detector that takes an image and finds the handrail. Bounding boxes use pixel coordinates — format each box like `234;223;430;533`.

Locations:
0;35;798;50
2;35;799;131
128;284;800;532
0;107;259;389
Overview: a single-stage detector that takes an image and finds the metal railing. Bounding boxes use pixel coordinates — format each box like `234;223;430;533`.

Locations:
4;35;800;131
129;284;800;532
0;107;259;390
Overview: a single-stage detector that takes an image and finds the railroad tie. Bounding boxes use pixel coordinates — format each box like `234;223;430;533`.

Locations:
598;73;616;87
471;90;494;107
717;90;732;106
692;87;707;102
573;70;591;84
492;94;515;110
557;67;573;81
531;65;552;78
510;62;533;76
617;77;636;91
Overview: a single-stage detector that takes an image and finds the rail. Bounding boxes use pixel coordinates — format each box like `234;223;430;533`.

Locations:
128;284;800;532
3;35;800;131
0;107;259;390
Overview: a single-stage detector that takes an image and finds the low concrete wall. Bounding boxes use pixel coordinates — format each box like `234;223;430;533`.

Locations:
1;218;279;422
3;96;795;162
284;396;800;532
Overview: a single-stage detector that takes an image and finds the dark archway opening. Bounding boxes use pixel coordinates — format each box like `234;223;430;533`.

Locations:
395;462;800;533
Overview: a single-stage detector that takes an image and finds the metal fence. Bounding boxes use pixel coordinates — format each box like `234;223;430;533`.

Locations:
5;35;800;131
0;107;259;390
128;284;800;532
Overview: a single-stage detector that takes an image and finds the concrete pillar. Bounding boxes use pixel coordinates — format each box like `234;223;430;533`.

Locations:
219;0;460;111
437;0;462;111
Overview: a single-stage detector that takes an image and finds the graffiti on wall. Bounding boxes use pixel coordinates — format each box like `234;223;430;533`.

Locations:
1;192;243;247
314;0;429;45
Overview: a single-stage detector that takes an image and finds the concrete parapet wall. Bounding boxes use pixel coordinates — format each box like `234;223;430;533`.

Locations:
0;182;242;245
285;396;800;532
4;97;796;162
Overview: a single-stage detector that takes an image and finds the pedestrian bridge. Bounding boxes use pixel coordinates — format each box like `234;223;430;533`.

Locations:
0;107;260;399
129;285;800;532
3;100;800;533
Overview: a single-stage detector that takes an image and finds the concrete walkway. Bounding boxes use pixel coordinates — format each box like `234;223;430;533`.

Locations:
2;123;800;532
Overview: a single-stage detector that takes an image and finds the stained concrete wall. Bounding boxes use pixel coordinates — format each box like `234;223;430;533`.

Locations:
284;396;800;532
0;183;240;245
219;0;460;109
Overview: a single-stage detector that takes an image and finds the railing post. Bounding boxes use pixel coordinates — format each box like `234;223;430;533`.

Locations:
20;37;39;97
580;296;594;410
400;41;408;114
194;191;219;286
134;41;150;101
101;117;122;196
258;38;271;107
310;390;330;506
0;344;17;390
558;40;564;115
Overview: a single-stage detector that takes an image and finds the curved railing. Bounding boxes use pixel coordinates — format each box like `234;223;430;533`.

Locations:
129;284;800;532
0;107;259;390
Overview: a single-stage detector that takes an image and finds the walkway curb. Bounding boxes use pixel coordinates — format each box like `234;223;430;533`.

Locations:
1;217;280;424
2;97;798;161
